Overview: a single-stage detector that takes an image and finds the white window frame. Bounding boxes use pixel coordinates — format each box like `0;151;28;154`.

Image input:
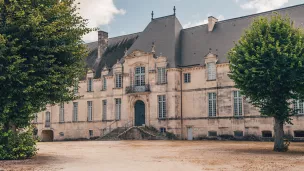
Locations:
73;102;78;122
115;74;122;88
102;100;107;120
87;78;93;92
135;66;145;86
233;91;243;116
184;73;191;83
207;62;216;80
158;95;167;118
294;99;304;114
87;101;93;121
208;92;216;117
157;67;167;84
115;98;121;120
102;76;107;90
59;103;64;122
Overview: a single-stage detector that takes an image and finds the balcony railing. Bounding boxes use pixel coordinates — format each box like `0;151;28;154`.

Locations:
126;84;150;94
45;122;51;128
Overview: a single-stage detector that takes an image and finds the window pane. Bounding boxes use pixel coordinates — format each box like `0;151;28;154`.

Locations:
208;93;216;117
73;102;78;122
207;63;216;80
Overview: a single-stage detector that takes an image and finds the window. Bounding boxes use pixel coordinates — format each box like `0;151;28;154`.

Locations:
73;102;78;122
135;67;145;86
87;101;93;121
208;93;216;117
207;63;216;80
102;76;107;90
184;73;191;83
102;100;107;121
115;74;122;88
34;113;38;123
160;128;166;133
45;111;51;127
233;91;243;116
208;131;217;137
89;130;93;137
262;131;272;138
294;131;304;137
87;78;93;92
294;100;304;114
234;131;244;137
158;95;166;118
59;103;64;122
115;98;121;120
74;80;78;93
157;67;167;84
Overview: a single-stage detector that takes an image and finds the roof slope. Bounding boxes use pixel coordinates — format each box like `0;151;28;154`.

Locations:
180;4;304;66
85;32;140;78
127;15;183;67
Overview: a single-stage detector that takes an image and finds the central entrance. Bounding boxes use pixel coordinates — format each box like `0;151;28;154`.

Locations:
134;100;145;126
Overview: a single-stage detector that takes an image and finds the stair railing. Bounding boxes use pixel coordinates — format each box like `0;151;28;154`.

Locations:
101;120;117;137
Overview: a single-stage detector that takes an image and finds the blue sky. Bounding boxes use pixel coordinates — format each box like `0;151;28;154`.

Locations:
78;0;304;42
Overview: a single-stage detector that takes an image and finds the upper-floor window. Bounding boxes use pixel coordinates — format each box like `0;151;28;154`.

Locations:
87;101;93;121
59;103;64;122
233;91;243;116
157;67;167;84
73;102;78;122
208;92;216;117
115;98;121;120
294;99;304;114
158;95;166;118
87;78;93;92
102;76;107;90
102;100;107;121
207;63;216;80
184;73;191;83
115;74;122;88
34;113;38;123
135;67;145;86
46;112;51;122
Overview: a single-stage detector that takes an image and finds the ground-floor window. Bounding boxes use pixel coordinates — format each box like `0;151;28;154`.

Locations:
73;102;78;122
102;100;107;121
208;92;216;117
89;130;93;137
59;103;64;122
158;95;166;118
87;101;93;121
233;91;243;116
115;98;121;120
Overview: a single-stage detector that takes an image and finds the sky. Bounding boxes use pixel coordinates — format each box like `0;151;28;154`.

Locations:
77;0;304;43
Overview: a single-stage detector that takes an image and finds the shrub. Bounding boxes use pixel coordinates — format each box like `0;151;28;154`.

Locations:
0;127;38;160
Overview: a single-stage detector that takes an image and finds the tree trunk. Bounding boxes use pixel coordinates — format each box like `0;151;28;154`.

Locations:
273;117;285;152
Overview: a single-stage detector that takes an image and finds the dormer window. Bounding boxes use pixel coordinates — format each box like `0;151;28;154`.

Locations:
87;78;93;92
207;62;216;80
135;67;145;86
115;74;122;88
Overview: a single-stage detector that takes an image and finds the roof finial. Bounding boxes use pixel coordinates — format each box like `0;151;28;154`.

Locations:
151;42;156;53
151;11;154;21
124;48;128;57
173;6;176;15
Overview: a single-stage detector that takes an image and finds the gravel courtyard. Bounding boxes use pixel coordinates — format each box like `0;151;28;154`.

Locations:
1;140;304;171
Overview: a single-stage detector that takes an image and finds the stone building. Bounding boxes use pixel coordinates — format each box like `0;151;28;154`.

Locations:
34;4;304;141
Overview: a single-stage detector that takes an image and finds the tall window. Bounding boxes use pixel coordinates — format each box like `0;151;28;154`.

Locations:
115;74;122;88
115;98;121;120
207;63;216;80
135;67;145;86
74;80;78;94
208;93;216;117
46;112;51;123
233;91;243;116
157;67;167;84
184;73;191;83
102;100;107;120
158;95;166;118
73;102;78;122
34;113;38;123
87;78;93;92
294;100;304;114
102;76;107;90
59;103;64;122
87;101;93;121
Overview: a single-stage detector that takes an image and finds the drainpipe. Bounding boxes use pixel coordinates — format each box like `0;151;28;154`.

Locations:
180;67;184;140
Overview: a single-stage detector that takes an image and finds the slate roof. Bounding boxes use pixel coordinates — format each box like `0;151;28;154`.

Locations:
85;4;304;78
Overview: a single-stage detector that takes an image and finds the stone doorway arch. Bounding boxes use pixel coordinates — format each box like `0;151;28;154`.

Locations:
41;130;54;142
134;100;145;126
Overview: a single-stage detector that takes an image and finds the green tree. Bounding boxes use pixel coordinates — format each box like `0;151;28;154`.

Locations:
228;13;304;152
0;0;93;159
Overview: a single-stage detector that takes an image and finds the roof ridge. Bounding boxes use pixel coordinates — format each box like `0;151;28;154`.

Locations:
182;3;304;30
153;14;175;21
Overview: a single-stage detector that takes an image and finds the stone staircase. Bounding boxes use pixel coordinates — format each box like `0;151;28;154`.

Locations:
98;127;128;141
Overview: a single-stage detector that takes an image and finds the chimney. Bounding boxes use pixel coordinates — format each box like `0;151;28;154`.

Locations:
98;31;108;59
208;16;218;32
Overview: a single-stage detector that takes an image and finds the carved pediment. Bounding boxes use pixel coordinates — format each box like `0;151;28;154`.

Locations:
155;55;167;63
126;50;151;59
204;52;218;64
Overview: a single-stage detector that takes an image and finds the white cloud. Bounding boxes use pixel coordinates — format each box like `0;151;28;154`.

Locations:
76;0;126;42
183;15;225;28
237;0;289;13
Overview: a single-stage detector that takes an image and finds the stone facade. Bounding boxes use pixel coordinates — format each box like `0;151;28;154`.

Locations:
33;5;304;141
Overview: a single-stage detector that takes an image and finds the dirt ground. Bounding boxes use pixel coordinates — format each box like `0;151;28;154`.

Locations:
1;141;304;171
